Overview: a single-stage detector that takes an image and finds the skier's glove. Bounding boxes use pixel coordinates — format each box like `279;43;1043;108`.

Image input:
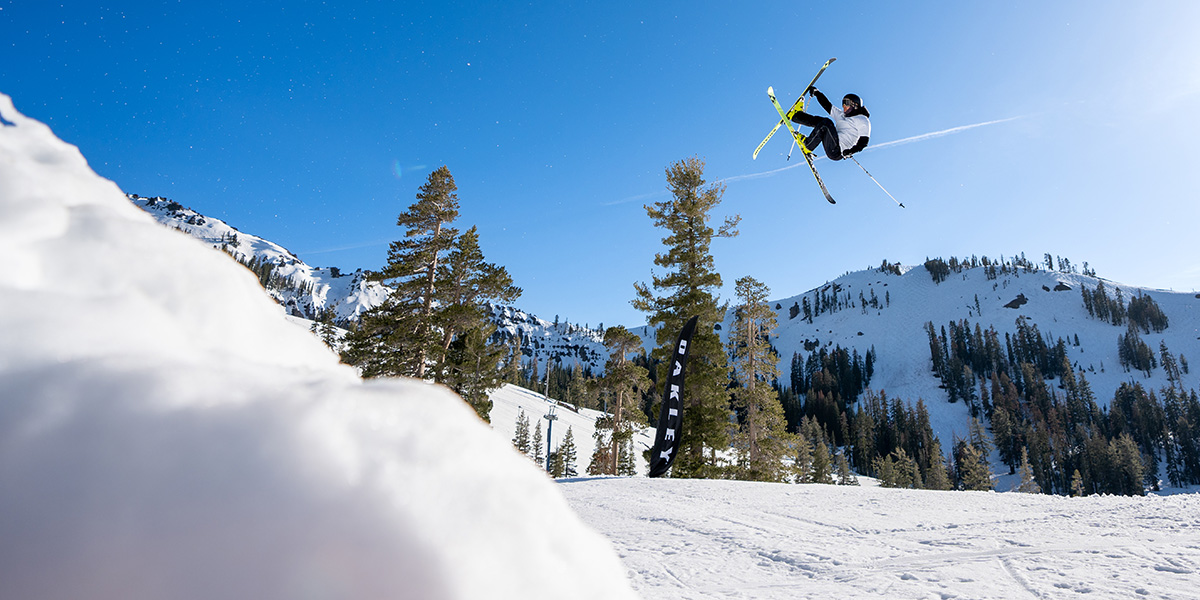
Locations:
845;137;869;157
842;149;854;159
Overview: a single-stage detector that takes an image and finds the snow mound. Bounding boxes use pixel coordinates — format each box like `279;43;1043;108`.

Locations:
0;93;637;599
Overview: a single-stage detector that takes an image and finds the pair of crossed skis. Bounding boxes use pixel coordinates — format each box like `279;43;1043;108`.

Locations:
754;57;904;208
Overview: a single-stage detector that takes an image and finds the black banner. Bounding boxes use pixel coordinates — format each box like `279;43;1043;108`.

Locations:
648;315;698;478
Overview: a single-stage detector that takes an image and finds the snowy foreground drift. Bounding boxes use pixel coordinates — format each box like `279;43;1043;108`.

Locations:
0;93;636;599
561;477;1200;599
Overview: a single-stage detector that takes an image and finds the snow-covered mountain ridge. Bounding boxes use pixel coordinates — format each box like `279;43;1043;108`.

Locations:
487;304;607;372
728;260;1200;446
129;194;389;325
758;261;1196;391
129;194;613;370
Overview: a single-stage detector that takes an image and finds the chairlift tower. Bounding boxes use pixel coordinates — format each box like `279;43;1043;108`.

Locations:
543;403;558;472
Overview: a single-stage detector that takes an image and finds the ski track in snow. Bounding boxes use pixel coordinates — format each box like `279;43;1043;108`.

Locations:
561;478;1200;599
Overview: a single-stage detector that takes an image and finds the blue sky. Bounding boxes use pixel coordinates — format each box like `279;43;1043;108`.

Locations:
5;1;1199;328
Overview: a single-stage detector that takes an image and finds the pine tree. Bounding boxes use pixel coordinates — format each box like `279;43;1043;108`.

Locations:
632;156;740;478
559;426;579;478
879;448;920;489
503;338;523;385
956;442;993;491
597;326;652;475
1160;341;1182;386
343;166;461;378
309;312;341;351
1110;433;1146;496
728;276;792;482
440;326;504;421
923;439;953;491
342;168;518;420
587;415;615;476
968;417;994;457
617;434;638;476
1015;447;1042;493
339;292;417;378
811;437;834;484
1070;469;1085;497
794;434;814;483
512;408;531;455
851;406;877;474
527;358;540;391
432;226;521;411
531;421;544;466
836;450;859;486
567;363;594;409
436;229;520;420
873;454;898;487
991;405;1019;474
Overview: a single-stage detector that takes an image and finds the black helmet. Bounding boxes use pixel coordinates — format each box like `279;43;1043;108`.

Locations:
842;94;862;109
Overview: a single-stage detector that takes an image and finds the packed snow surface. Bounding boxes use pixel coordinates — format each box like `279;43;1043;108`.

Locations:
0;93;636;599
561;477;1200;599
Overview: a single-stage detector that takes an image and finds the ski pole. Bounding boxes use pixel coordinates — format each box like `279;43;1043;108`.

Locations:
848;156;905;208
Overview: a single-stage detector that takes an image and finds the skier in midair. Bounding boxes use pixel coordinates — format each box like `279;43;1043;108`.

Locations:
789;89;870;161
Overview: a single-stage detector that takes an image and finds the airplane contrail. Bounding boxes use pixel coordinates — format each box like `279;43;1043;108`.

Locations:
721;115;1027;185
299;239;394;255
603;190;668;207
603;115;1027;204
869;115;1026;150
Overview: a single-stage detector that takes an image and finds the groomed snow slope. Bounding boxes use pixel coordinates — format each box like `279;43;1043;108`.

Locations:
561;477;1200;599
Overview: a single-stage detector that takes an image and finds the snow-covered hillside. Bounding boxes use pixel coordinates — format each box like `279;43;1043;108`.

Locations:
489;383;656;475
0;92;637;599
741;263;1200;449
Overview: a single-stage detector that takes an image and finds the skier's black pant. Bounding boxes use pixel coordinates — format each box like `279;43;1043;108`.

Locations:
790;112;842;160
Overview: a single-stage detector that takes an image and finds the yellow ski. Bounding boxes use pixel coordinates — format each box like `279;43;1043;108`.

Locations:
752;57;835;160
768;86;835;204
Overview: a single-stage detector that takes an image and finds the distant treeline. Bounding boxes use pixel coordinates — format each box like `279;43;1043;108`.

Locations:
923;308;1198;494
780;345;875;444
922;252;1098;285
1080;281;1169;333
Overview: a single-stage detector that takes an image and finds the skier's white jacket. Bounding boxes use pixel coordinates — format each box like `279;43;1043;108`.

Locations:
831;105;870;154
